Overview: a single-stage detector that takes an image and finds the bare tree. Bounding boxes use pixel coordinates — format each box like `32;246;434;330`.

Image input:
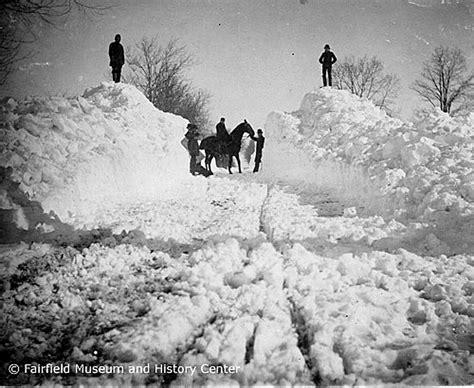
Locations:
0;20;21;85
333;55;401;114
412;46;474;115
0;0;111;85
126;37;211;129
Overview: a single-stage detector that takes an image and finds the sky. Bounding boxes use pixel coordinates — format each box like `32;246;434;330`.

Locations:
3;0;474;129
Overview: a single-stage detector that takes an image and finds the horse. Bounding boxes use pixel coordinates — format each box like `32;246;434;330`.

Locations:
199;120;255;174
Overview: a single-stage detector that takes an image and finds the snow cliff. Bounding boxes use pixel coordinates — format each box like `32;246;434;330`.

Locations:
1;83;190;229
263;88;474;253
264;88;474;221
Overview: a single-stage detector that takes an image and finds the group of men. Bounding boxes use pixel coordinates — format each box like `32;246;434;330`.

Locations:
185;118;265;176
109;34;337;88
108;35;335;174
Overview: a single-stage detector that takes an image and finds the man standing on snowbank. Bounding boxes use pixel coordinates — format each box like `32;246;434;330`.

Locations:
319;44;337;87
109;34;125;83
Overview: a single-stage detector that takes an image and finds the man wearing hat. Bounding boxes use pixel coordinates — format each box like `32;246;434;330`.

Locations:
184;123;200;174
318;44;337;87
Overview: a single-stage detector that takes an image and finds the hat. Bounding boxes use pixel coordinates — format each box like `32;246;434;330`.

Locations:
324;44;330;49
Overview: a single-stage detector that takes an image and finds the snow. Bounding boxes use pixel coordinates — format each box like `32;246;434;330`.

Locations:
1;82;190;223
261;88;474;256
0;84;473;386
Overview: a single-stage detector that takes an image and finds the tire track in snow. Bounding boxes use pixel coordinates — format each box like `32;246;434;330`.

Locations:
255;182;329;385
228;174;359;385
228;174;334;384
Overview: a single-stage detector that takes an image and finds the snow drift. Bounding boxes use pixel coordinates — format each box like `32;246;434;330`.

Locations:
263;88;474;220
0;82;190;229
262;88;474;254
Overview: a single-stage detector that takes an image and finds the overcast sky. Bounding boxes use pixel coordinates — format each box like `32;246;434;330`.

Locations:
4;0;474;129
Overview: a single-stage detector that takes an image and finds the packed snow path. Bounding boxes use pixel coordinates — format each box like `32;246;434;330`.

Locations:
1;173;473;386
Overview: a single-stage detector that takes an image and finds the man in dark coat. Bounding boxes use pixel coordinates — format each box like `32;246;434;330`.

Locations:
318;44;337;87
216;117;231;155
185;123;200;174
216;117;230;141
109;34;125;83
251;129;265;173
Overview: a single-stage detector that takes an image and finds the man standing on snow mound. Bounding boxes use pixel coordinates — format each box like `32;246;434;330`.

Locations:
251;128;265;173
109;34;125;83
319;44;337;87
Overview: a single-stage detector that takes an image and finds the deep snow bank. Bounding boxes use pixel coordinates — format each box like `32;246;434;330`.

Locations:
262;89;474;253
263;89;474;222
0;83;190;228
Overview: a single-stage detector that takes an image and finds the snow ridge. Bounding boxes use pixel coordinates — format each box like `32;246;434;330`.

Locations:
1;82;190;225
262;88;474;254
263;88;474;222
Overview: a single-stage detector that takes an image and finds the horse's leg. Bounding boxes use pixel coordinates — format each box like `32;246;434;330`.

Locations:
236;153;242;173
228;153;233;174
205;151;211;173
208;153;214;174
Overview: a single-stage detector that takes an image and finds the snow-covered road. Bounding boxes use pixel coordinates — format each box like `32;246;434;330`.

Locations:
2;173;473;386
1;83;473;386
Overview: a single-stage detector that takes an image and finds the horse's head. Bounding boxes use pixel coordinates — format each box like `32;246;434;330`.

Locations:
230;119;255;143
240;119;255;138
